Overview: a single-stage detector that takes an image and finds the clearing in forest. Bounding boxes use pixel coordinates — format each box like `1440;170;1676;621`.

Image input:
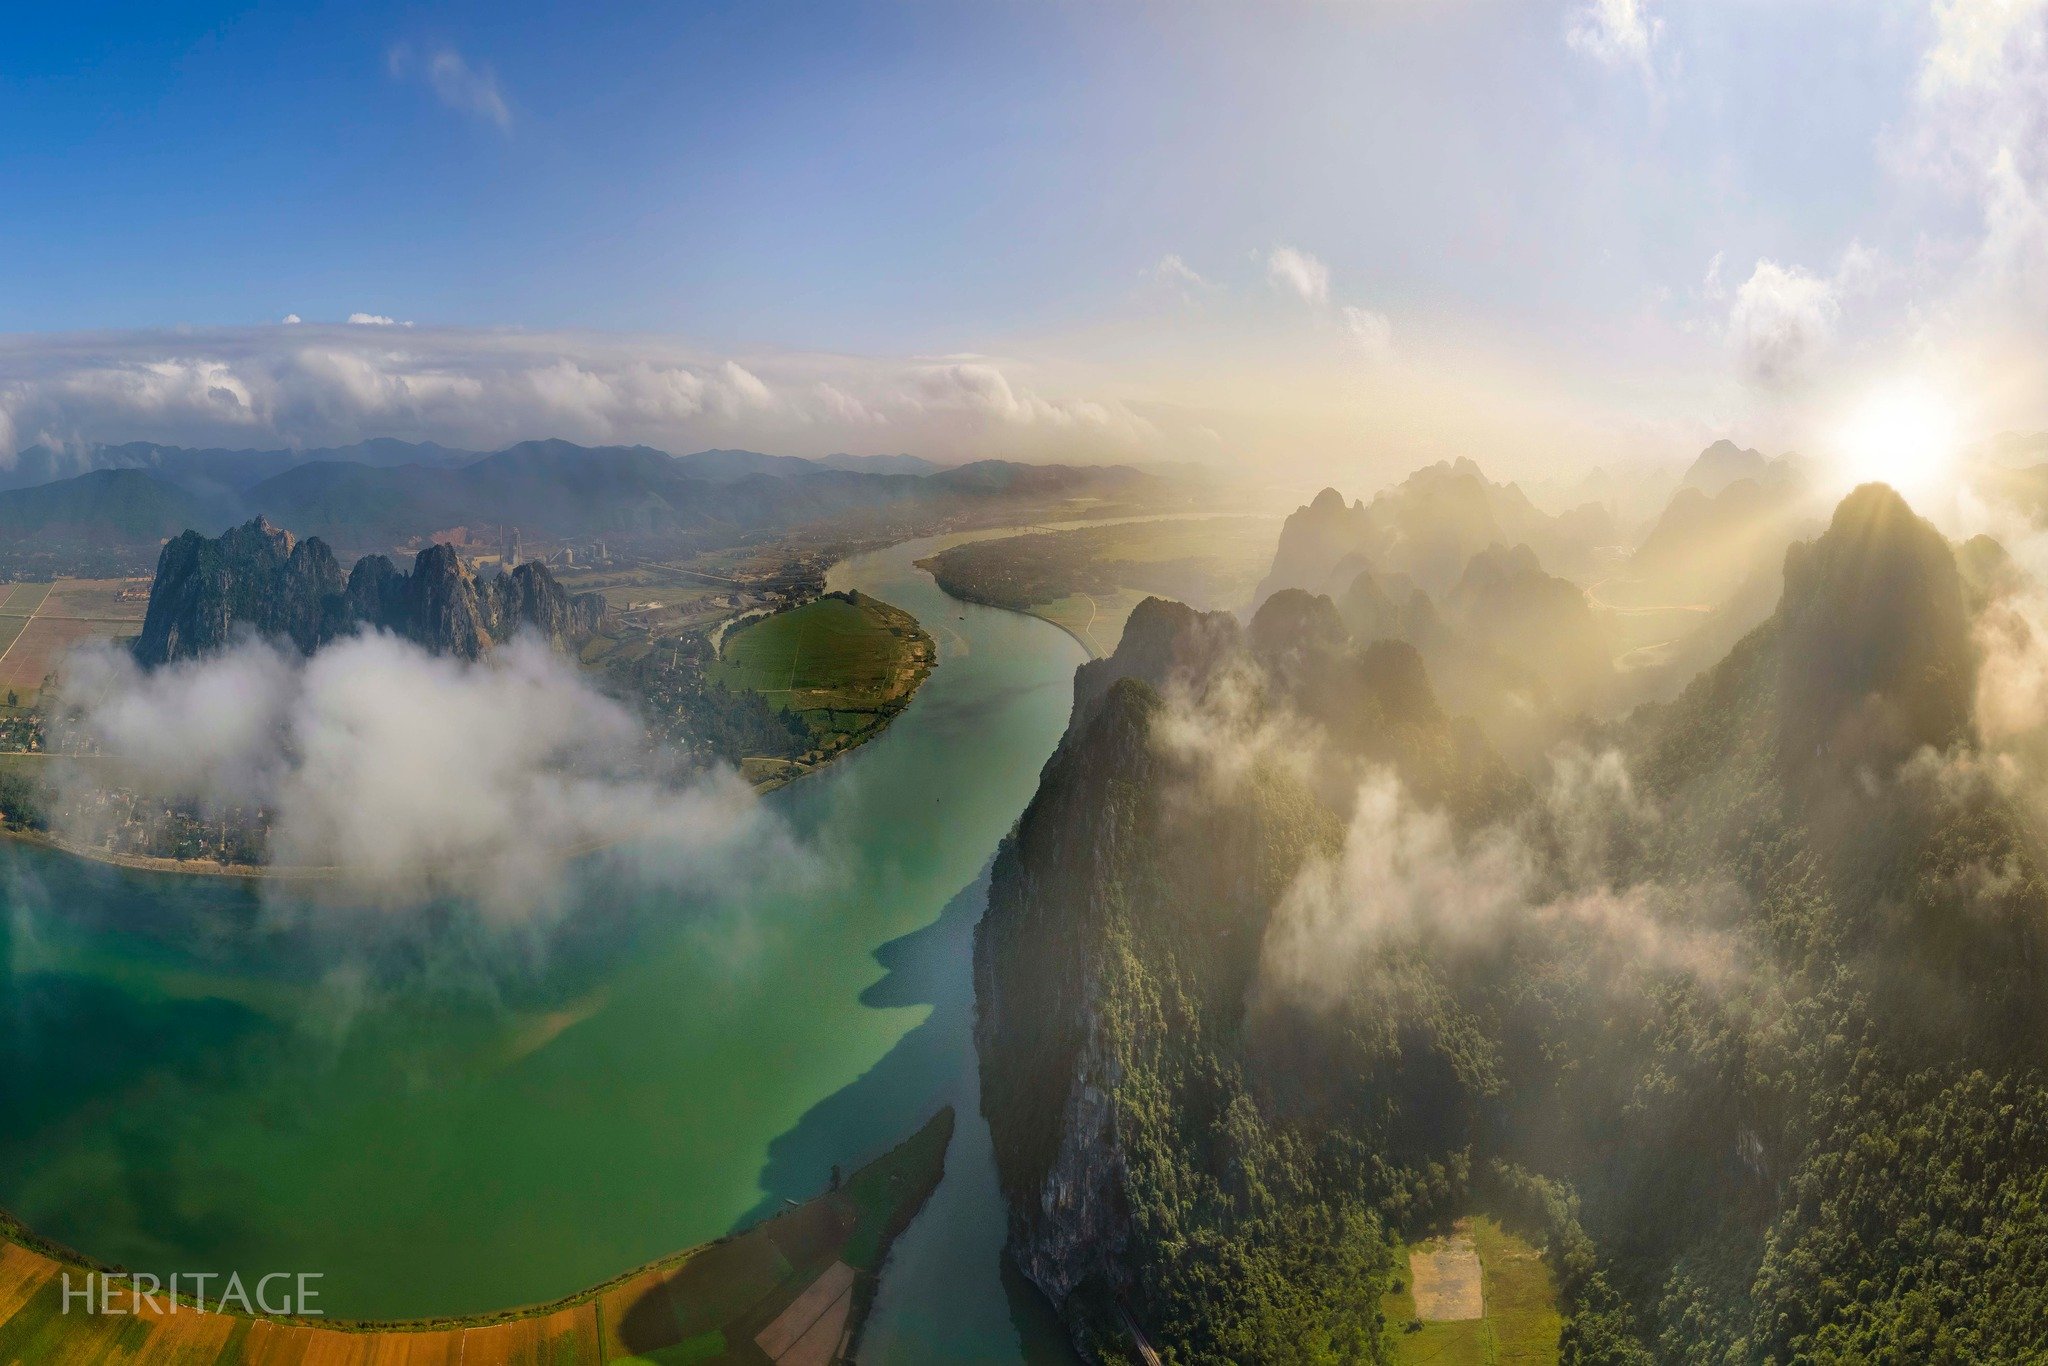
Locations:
1386;1215;1560;1365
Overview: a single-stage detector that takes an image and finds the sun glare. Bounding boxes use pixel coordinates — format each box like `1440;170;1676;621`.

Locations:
1832;384;1961;499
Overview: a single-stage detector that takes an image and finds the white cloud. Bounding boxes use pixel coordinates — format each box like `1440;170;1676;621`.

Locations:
1566;0;1661;74
282;314;302;325
1701;251;1728;302
1920;0;2048;96
1726;259;1840;389
718;360;773;411
1256;758;1740;1008
1266;245;1331;305
1903;0;2048;307
387;42;512;132
347;313;412;327
0;325;1181;465
51;633;797;916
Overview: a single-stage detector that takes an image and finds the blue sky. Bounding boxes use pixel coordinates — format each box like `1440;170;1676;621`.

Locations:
0;1;2042;481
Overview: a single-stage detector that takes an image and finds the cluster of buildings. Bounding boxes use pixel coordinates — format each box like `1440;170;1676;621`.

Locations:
490;524;614;571
56;788;271;867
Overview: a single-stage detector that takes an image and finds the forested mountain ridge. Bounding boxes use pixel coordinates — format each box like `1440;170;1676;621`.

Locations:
0;467;239;543
975;482;2048;1363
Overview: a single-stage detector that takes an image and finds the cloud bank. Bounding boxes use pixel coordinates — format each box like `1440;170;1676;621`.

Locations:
49;632;796;916
1258;754;1742;1007
0;325;1175;466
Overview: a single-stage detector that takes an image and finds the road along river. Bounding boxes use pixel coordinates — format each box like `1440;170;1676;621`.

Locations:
0;527;1091;1362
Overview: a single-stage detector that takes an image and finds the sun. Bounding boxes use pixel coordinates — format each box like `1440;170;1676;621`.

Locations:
1831;383;1961;500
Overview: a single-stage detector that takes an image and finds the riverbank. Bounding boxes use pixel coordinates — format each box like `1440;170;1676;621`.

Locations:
913;515;1279;662
0;1108;954;1363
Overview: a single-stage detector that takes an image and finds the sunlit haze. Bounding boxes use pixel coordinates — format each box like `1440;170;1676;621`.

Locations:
1830;383;1963;500
1;2;2044;489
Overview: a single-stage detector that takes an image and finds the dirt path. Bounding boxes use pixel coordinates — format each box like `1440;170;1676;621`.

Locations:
1410;1229;1484;1321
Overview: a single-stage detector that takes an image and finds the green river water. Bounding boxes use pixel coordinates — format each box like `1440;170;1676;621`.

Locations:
0;529;1084;1362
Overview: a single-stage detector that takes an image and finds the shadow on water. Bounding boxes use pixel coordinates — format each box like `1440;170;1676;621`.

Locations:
738;864;1076;1364
739;870;986;1225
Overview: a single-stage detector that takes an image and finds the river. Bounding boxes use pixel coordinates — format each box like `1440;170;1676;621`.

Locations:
0;528;1086;1362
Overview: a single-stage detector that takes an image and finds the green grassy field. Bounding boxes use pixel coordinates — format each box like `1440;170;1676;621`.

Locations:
716;595;904;696
712;592;934;753
1383;1216;1561;1366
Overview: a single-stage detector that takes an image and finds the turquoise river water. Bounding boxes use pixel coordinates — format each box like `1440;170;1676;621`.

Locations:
0;529;1085;1362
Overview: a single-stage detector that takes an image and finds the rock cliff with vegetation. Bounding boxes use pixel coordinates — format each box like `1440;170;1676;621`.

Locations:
135;516;606;666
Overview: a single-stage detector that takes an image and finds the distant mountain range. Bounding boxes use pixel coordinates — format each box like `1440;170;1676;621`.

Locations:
670;448;944;481
0;438;478;499
1251;457;1615;608
0;439;1165;550
0;439;948;497
1678;437;1806;497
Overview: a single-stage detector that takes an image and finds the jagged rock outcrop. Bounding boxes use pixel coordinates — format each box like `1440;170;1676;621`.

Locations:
1247;587;1349;690
1679;437;1803;497
136;516;607;667
1070;595;1244;730
489;558;607;646
974;678;1161;1319
134;517;347;666
1250;486;1373;609
1631;474;1817;607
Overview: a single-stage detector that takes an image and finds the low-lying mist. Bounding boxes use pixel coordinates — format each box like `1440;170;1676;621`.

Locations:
47;631;805;921
1143;668;1751;1008
1255;752;1747;1010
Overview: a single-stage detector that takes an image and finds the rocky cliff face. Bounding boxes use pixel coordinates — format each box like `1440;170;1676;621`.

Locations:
136;516;607;666
1070;595;1243;730
135;518;345;666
